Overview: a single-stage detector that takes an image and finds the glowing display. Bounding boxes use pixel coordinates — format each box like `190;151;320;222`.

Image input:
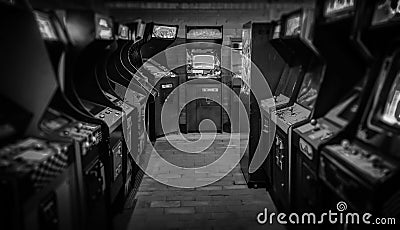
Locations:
241;27;251;94
137;22;146;39
152;25;177;39
161;84;173;89
35;13;57;40
372;0;400;25
382;72;400;127
119;25;129;39
187;28;222;39
193;55;215;70
187;48;221;79
99;19;108;27
273;23;281;39
96;17;113;40
285;15;301;36
296;66;324;110
324;0;355;17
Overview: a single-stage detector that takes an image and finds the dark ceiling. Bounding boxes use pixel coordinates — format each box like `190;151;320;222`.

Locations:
30;0;314;11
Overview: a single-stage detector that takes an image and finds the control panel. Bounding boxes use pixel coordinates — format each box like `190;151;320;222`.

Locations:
272;103;311;133
95;107;122;132
324;140;395;181
295;118;341;160
0;138;70;193
260;94;290;115
59;122;102;150
58;122;102;168
320;141;400;213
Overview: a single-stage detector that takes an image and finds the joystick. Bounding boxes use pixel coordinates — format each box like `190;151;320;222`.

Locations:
310;119;317;126
341;139;351;150
310;119;320;131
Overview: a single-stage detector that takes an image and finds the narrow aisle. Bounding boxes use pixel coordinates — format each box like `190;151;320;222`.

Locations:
127;134;285;230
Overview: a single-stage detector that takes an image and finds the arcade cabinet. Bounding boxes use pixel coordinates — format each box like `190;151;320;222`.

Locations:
62;10;133;226
140;23;179;138
267;8;323;211
239;21;286;188
105;23;147;199
91;21;143;205
184;26;224;133
320;0;400;224
291;0;373;213
0;3;79;230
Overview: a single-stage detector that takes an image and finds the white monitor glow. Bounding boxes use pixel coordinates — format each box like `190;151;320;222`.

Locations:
96;17;113;40
152;25;177;39
193;55;215;70
273;24;281;39
119;25;129;39
382;72;400;126
372;0;400;25
35;13;57;40
285;15;301;36
324;0;355;17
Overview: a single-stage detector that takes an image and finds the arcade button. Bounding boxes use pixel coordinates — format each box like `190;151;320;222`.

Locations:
62;145;68;153
341;139;351;150
76;122;83;130
83;141;90;148
33;143;45;151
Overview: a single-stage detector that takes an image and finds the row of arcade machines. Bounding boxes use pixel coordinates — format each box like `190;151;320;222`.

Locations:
0;1;178;229
241;0;400;225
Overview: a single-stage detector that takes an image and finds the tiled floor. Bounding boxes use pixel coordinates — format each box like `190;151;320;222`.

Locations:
127;133;285;230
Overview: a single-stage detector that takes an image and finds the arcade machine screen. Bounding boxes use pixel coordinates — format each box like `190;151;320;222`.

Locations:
35;13;57;40
186;28;222;40
193;55;214;70
296;65;324;110
96;17;113;40
381;71;400;127
152;25;177;39
187;49;220;79
371;0;400;26
273;23;281;39
285;14;301;37
118;25;129;39
323;0;355;18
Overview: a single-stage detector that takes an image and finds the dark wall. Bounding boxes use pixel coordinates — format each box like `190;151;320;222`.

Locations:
29;0;108;12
